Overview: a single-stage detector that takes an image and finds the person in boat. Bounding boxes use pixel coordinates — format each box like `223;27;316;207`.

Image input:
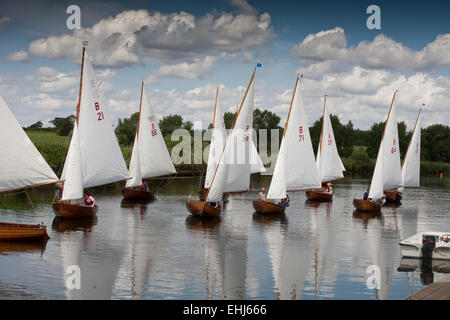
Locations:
259;187;266;200
56;183;64;201
84;191;95;207
209;201;221;209
140;180;149;192
279;194;290;207
363;189;369;200
326;183;333;194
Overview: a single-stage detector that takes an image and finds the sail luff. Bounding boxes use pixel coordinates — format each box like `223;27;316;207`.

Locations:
401;106;422;188
401;106;422;169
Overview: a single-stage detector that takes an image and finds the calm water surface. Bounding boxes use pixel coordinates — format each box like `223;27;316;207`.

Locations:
0;176;449;300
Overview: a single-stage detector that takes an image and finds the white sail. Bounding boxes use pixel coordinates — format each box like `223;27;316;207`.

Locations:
267;136;287;199
0;96;58;193
223;76;255;193
125;135;143;188
316;98;345;182
369;92;402;199
62;51;129;189
250;141;266;174
284;78;321;191
401;108;422;188
62;124;84;200
205;88;227;189
137;84;176;178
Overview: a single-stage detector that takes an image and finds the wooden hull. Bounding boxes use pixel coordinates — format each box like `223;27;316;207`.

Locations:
384;190;402;203
353;199;381;213
253;199;286;215
198;189;229;203
186;200;221;218
52;202;98;219
0;222;49;241
305;189;333;202
122;188;155;201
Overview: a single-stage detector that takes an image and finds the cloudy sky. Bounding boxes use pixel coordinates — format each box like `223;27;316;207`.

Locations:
1;0;449;130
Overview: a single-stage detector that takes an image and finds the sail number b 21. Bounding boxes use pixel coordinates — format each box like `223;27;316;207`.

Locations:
95;102;104;121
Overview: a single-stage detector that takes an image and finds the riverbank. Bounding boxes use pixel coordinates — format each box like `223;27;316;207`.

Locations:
406;274;450;300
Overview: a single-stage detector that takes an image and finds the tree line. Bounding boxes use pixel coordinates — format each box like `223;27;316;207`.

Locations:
26;110;450;163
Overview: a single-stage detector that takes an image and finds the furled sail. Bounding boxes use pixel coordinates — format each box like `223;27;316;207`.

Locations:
316;96;345;183
401;106;422;188
0;96;59;193
368;91;402;199
126;82;176;187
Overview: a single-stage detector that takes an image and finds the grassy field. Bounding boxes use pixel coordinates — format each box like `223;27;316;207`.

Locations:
25;130;449;177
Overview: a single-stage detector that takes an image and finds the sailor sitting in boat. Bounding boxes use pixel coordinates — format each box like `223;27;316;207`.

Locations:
259;187;266;200
140;181;149;192
279;194;290;207
209;201;222;209
326;183;333;194
56;183;64;201
84;191;95;207
363;189;369;200
374;194;386;206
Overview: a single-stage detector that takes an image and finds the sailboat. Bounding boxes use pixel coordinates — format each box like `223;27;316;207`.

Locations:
186;64;260;217
306;95;345;201
0;95;59;240
396;105;423;196
123;81;176;201
253;74;321;214
198;85;228;202
199;87;265;202
52;43;129;219
353;90;402;212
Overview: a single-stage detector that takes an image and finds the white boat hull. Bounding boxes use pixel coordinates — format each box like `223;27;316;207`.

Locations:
399;232;450;260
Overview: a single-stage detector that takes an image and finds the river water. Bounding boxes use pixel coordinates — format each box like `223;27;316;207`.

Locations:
0;176;449;300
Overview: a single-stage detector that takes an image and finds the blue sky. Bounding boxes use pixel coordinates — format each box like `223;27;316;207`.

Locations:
1;0;449;129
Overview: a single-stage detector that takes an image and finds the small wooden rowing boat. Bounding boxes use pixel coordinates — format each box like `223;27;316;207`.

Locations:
305;189;332;202
186;200;221;218
0;222;49;241
353;199;381;212
253;199;285;215
122;188;155;201
52;202;98;219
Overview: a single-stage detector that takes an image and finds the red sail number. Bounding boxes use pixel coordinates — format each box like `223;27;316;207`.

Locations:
298;126;304;142
95;102;104;121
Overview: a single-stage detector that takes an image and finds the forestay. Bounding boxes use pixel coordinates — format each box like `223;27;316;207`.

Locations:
0;96;58;193
401;107;422;188
316;97;345;183
368;91;402;199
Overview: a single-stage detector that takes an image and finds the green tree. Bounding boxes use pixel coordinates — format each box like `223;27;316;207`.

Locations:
422;124;450;162
50;115;75;136
115;112;139;145
27;121;43;130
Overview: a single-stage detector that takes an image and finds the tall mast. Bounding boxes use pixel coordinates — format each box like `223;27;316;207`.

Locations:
401;104;423;168
212;86;219;129
380;90;398;142
318;94;327;154
75;41;88;126
136;80;144;138
283;74;301;138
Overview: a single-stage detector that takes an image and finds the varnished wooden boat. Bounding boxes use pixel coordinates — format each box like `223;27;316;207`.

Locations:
186;199;221;218
52;202;98;219
352;199;381;213
122;188;155;201
305;189;333;202
384;189;402;203
253;199;286;215
198;189;229;203
0;222;49;241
